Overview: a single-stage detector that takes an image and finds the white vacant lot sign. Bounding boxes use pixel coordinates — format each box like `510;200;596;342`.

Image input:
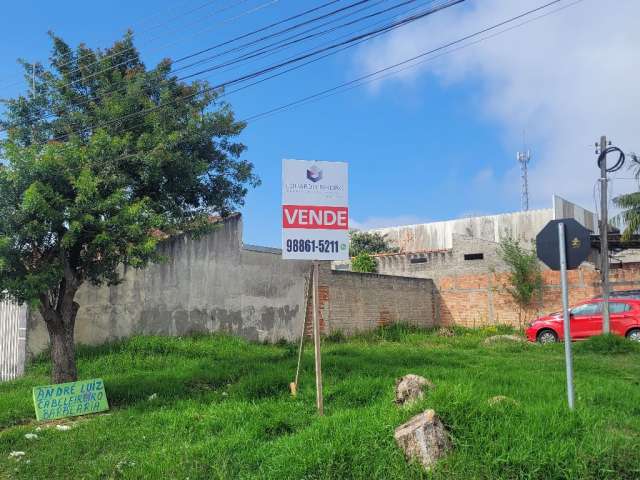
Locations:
282;159;349;260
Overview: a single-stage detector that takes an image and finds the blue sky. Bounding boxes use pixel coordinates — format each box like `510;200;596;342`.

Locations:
1;0;638;247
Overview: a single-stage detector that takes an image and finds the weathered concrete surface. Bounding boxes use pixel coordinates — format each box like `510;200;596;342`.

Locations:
370;196;596;252
26;215;438;358
26;215;313;357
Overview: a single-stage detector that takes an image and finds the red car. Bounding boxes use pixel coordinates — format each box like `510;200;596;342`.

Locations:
526;298;640;343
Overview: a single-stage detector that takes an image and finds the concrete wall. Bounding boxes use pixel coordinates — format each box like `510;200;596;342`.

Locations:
370;235;509;280
553;195;597;232
26;215;437;358
309;265;436;336
369;195;596;252
371;208;554;252
27;215;314;357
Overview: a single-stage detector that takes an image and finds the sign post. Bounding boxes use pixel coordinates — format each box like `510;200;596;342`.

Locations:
282;159;348;415
312;260;323;415
557;222;575;410
537;218;590;410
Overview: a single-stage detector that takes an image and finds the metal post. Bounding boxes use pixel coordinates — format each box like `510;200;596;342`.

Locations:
312;261;324;415
599;135;611;334
558;222;575;410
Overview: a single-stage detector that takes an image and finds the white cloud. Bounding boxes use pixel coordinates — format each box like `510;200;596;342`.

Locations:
350;214;429;230
355;0;640;212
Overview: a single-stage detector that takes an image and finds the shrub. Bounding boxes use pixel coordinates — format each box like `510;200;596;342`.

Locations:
498;237;543;329
352;252;377;273
349;231;397;257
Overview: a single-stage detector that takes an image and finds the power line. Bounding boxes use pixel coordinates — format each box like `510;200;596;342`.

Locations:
175;0;423;79
242;0;580;123
4;0;454;137
28;0;280;95
3;0;354;126
171;0;392;76
46;0;461;142
0;0;247;89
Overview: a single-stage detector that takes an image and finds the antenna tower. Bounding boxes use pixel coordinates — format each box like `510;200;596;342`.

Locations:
517;149;530;211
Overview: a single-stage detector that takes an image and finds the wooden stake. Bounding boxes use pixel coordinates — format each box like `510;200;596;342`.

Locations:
312;261;324;415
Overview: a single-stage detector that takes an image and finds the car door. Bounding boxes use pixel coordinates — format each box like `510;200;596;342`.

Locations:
608;302;634;335
570;302;601;339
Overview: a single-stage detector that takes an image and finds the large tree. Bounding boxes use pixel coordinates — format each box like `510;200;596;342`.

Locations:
0;33;259;383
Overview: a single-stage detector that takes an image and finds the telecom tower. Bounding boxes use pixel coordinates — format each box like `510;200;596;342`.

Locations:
517;150;530;211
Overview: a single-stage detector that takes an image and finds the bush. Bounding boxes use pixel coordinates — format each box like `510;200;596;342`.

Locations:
352;252;377;273
574;334;640;354
349;231;397;257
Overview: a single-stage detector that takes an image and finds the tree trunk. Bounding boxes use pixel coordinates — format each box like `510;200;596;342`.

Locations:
46;319;77;383
40;279;80;384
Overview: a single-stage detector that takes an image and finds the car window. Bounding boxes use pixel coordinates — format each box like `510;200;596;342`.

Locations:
571;303;601;316
609;302;632;314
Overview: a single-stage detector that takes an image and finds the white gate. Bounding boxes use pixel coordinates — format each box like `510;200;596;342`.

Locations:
0;301;27;382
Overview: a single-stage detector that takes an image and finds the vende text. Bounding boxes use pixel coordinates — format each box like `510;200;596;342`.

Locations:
283;205;348;230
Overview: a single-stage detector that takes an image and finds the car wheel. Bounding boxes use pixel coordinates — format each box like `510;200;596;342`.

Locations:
537;329;558;344
626;328;640;342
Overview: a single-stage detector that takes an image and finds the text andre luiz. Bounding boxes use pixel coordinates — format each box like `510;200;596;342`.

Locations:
33;378;109;421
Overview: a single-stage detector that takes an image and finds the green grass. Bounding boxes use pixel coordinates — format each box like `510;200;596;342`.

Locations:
1;326;639;479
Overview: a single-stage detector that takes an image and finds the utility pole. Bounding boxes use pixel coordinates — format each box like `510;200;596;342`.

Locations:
599;135;611;334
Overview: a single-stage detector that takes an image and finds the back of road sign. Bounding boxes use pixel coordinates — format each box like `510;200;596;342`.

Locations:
536;218;591;271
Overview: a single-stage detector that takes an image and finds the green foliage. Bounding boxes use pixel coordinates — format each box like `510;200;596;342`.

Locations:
0;32;259;305
351;252;377;273
498;237;543;315
349;230;396;257
1;332;639;479
613;191;640;240
574;334;640;355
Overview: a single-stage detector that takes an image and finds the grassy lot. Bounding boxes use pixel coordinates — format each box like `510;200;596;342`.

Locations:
1;326;639;480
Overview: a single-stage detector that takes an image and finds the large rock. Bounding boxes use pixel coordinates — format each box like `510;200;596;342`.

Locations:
483;334;525;345
394;374;434;406
394;410;452;471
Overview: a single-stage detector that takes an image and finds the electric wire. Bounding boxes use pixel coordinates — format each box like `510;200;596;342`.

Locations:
2;0;426;129
32;0;281;95
245;0;584;123
241;0;573;123
0;0;246;89
598;146;625;173
4;0;364;118
9;0;461;142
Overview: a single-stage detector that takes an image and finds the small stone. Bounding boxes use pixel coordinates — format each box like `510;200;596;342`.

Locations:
483;334;525;345
394;374;434;406
24;433;38;440
394;410;452;471
148;393;158;401
436;327;455;337
56;425;71;431
488;395;519;406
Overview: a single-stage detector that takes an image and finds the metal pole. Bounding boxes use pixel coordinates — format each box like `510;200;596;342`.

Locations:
599;135;611;334
558;222;575;410
312;261;324;415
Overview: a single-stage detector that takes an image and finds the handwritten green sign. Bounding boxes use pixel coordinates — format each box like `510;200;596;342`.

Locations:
33;378;109;421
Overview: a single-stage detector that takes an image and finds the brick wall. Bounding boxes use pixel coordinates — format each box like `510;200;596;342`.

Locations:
304;264;437;336
437;265;640;328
